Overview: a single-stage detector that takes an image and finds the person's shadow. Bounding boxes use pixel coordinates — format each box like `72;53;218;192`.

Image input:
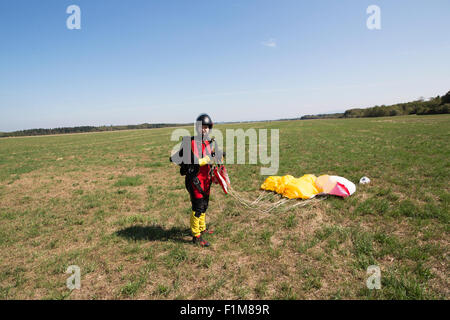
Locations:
115;225;191;243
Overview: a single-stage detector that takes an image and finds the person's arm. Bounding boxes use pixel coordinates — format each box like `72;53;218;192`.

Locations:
170;136;191;165
169;146;183;163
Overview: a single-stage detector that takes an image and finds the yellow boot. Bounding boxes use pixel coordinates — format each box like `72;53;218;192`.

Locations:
199;213;214;235
199;213;206;233
191;211;210;247
190;211;201;237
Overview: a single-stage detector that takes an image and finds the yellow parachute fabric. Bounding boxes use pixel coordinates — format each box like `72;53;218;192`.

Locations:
260;176;281;192
261;174;320;199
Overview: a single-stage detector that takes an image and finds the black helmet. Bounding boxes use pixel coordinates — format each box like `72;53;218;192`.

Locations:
195;113;213;134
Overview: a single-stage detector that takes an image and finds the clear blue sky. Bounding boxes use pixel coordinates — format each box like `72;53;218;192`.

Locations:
1;0;449;131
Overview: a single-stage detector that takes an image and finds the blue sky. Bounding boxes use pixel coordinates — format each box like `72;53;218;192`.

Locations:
1;0;449;131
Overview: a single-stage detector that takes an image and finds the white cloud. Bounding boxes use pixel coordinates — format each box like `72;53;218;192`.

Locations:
261;38;277;48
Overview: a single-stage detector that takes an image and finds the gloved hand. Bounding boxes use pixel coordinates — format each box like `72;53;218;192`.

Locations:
216;156;224;164
199;155;212;166
212;150;225;164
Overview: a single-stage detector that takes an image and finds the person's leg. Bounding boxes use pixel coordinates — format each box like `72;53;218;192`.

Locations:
199;213;206;233
186;177;201;237
190;199;210;246
191;210;209;247
198;194;211;233
199;213;214;235
190;211;201;237
186;177;210;246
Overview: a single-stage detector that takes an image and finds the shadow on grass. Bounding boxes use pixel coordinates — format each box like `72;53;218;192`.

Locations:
115;225;191;243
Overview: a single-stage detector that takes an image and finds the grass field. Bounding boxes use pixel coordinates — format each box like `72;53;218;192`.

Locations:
0;115;448;300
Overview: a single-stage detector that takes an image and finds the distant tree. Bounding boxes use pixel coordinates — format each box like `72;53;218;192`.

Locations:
441;91;450;105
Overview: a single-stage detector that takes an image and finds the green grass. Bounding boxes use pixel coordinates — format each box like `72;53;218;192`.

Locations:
0;115;448;299
114;175;144;187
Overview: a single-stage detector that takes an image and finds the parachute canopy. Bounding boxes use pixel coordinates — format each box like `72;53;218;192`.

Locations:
261;174;356;199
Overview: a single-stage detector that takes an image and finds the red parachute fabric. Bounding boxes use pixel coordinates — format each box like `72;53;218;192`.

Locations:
328;182;350;198
212;165;231;194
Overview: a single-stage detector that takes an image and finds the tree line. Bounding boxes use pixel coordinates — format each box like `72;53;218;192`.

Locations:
2;90;449;137
300;90;450;120
0;123;188;138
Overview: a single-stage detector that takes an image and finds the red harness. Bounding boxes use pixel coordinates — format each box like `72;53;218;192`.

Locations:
192;139;212;159
189;138;231;197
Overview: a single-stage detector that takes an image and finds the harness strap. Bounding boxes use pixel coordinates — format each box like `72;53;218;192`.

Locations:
192;176;208;198
192;139;212;159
